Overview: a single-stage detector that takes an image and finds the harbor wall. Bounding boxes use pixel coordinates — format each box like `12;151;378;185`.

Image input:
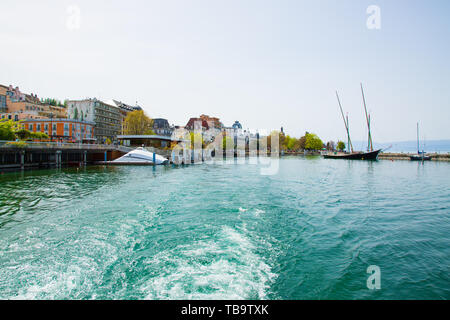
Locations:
378;152;450;161
0;144;125;170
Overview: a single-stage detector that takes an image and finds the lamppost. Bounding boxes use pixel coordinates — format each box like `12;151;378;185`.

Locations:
49;112;54;142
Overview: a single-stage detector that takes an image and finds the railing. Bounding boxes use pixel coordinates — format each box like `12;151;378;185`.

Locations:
0;140;116;150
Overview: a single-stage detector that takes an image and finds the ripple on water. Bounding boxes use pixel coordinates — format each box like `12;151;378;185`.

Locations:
1;160;450;300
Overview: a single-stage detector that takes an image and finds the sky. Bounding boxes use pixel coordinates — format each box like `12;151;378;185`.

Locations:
1;0;449;142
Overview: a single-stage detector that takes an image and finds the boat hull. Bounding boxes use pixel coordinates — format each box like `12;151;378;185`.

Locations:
113;147;168;165
323;149;381;160
410;155;431;161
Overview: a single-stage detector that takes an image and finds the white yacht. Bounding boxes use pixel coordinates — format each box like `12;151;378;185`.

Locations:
113;147;169;165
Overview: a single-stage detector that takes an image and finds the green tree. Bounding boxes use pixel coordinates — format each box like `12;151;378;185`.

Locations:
337;141;346;152
305;133;323;151
0;120;16;141
41;98;64;107
123;110;154;135
15;129;32;140
284;135;299;151
298;135;307;150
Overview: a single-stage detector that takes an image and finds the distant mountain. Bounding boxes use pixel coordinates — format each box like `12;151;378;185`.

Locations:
351;140;450;153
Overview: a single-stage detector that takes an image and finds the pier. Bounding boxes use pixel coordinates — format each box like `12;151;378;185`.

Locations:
0;141;127;170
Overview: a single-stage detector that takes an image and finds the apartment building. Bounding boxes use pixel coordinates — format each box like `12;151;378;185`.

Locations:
66;98;122;143
0;84;66;120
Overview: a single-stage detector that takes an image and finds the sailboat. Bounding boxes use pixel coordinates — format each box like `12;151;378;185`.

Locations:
410;122;431;161
324;83;381;160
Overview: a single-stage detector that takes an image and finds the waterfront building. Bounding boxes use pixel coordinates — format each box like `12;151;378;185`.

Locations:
0;84;67;120
104;99;144;134
185;114;223;131
0;87;7;113
66;98;122;143
152;118;173;136
21;118;95;143
185;114;223;142
117;135;183;149
185;117;210;131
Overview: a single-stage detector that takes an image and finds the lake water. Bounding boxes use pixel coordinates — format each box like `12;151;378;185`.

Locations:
0;157;449;299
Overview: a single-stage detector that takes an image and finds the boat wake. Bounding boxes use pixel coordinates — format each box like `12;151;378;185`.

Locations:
140;225;277;300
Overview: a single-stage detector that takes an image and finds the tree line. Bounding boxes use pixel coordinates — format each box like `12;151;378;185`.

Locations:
268;131;346;152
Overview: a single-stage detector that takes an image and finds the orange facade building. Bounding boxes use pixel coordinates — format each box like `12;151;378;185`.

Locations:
21;119;95;143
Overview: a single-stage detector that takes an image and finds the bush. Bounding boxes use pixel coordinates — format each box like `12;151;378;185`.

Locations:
30;132;49;140
16;129;32;140
6;141;27;148
0;120;17;141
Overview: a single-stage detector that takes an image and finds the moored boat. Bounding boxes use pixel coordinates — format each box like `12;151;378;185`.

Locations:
410;154;431;161
112;147;168;165
324;149;381;160
410;123;431;162
324;83;380;161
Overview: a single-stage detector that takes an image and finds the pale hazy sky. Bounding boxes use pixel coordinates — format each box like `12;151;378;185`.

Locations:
1;0;449;142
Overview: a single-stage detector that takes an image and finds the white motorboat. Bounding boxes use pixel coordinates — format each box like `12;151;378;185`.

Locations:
113;147;168;165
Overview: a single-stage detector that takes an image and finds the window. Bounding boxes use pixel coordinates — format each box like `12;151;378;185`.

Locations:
44;124;48;131
53;124;56;131
37;124;41;131
0;95;6;109
29;124;33;131
64;123;69;131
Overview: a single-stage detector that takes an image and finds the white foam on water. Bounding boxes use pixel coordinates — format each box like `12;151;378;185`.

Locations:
0;228;121;300
254;209;266;217
238;207;248;212
12;264;84;300
140;225;277;300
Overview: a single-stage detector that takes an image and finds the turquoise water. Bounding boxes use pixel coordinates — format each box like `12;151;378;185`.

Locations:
0;158;449;299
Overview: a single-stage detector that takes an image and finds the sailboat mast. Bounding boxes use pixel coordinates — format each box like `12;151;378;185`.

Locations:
417;122;420;154
360;83;373;152
336;91;353;153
